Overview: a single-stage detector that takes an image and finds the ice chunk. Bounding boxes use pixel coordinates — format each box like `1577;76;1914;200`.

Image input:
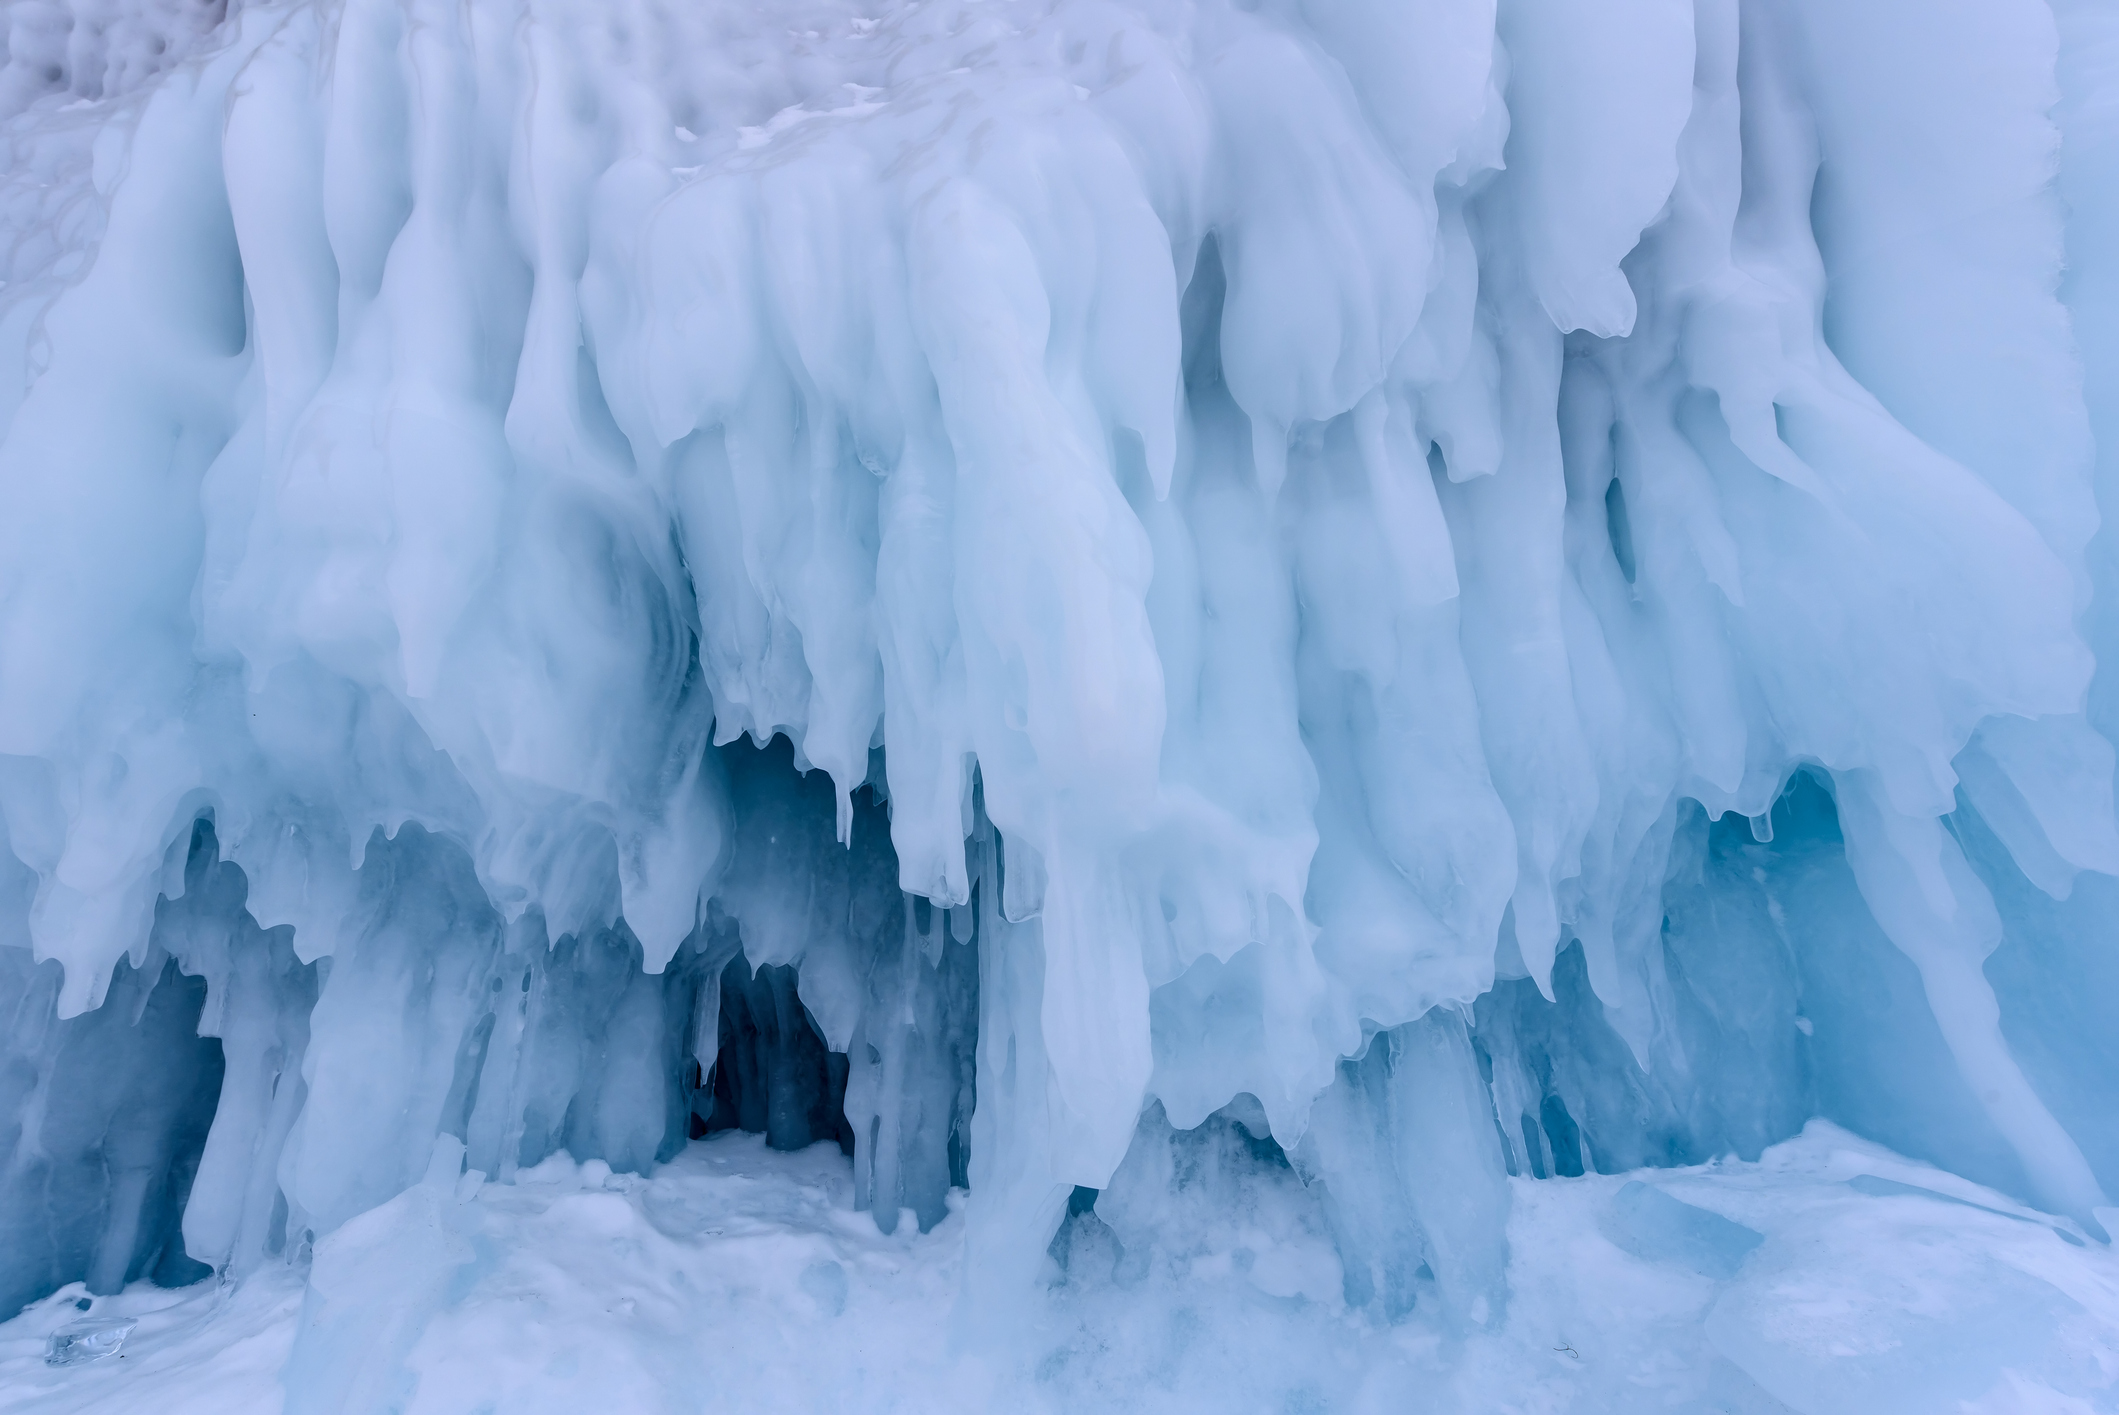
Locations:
1846;1174;2088;1245
1601;1181;1763;1281
1707;1192;2087;1415
43;1315;136;1366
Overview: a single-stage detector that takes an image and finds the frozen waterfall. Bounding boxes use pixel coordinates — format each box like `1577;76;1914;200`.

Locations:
2;0;2119;1407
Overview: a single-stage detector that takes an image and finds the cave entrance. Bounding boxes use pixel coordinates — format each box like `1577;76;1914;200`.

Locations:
693;952;855;1157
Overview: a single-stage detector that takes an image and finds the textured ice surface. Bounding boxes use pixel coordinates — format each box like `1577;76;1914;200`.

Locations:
0;1125;2113;1412
1;0;2119;1403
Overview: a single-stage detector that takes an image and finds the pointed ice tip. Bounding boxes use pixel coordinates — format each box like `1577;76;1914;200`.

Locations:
54;962;103;1021
1544;272;1637;341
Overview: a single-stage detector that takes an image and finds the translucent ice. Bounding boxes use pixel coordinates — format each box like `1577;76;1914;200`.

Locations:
1601;1180;1763;1280
42;1314;135;1366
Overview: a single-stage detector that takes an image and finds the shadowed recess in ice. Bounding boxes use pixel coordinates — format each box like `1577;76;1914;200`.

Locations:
3;0;2119;1348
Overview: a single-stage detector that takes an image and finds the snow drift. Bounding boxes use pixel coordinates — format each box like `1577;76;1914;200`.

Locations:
1;0;2117;1377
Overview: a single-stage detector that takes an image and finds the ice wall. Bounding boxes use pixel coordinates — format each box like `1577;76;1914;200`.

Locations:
1;0;2117;1332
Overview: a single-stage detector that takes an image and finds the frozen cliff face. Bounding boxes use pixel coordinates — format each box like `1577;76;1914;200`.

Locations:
0;0;2116;1356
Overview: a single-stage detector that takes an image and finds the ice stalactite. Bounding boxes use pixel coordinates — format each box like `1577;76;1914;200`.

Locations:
842;893;977;1235
0;0;2117;1344
159;821;318;1281
1297;1011;1512;1325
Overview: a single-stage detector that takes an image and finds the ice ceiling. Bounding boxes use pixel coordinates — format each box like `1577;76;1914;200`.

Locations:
1;0;2117;1347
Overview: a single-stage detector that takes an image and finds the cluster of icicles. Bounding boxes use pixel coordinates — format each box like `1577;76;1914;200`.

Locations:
1;0;2116;1328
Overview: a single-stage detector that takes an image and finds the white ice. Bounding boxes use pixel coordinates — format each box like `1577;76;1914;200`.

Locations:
2;0;2119;1404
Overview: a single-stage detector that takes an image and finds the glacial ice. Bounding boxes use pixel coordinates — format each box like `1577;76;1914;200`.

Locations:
0;0;2117;1404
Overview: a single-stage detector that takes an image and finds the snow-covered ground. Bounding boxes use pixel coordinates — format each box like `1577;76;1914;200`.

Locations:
4;1121;2113;1415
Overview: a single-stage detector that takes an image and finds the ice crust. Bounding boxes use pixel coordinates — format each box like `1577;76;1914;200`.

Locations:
0;0;2117;1388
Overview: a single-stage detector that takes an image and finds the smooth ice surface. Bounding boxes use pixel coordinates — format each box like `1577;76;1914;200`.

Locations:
1601;1179;1763;1280
0;1125;2114;1412
3;0;2119;1401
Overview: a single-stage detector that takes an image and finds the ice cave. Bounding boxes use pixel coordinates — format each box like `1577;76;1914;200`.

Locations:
0;0;2117;1408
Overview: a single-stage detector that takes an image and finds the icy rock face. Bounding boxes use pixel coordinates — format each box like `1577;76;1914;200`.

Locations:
0;0;2116;1339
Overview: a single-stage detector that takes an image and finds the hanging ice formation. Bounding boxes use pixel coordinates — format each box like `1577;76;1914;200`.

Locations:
2;0;2118;1334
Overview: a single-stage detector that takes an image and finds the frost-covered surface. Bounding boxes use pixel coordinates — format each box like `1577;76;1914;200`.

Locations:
2;1125;2116;1413
4;0;2119;1403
